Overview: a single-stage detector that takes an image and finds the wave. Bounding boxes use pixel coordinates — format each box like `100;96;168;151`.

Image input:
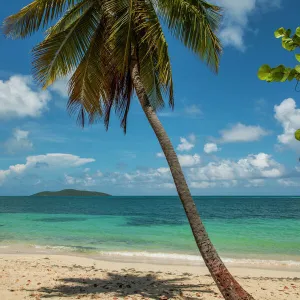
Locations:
30;245;300;267
98;251;300;267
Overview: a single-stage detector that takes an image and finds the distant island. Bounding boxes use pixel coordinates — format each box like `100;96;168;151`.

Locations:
31;189;111;197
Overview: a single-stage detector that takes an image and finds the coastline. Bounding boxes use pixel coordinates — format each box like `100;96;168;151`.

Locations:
1;244;300;271
1;253;300;299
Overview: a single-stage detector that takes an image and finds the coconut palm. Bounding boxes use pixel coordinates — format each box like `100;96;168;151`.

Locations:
4;1;254;299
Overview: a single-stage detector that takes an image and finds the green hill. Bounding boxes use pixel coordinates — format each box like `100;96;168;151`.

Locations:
31;189;111;197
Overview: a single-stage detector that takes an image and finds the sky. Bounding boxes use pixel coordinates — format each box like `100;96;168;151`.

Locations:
0;0;300;196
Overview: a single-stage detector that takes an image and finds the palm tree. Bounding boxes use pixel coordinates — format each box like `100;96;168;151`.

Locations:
4;1;254;299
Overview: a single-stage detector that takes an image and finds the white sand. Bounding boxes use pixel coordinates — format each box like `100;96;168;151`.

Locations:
0;254;299;299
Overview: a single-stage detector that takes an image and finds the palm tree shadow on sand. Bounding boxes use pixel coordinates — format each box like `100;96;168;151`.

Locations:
29;272;217;299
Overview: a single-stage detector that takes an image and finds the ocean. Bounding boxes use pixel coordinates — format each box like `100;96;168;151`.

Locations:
0;196;299;267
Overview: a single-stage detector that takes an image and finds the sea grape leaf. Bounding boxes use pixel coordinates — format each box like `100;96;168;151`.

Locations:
258;65;271;80
295;129;300;141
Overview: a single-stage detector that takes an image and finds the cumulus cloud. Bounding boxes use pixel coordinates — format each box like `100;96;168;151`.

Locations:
219;26;245;50
277;179;300;187
0;153;95;185
220;123;269;143
245;179;265;187
177;135;196;151
0;76;50;119
274;98;300;150
156;152;165;158
65;173;96;187
204;143;219;154
4;128;33;154
178;154;201;167
188;153;284;182
49;77;69;98
215;0;282;51
191;181;216;189
98;167;173;190
191;180;237;189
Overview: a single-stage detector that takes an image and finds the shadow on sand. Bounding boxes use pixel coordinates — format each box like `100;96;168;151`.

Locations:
27;272;217;299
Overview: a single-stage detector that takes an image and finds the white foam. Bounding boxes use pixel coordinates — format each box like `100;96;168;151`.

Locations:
34;245;77;251
29;245;300;267
98;251;300;267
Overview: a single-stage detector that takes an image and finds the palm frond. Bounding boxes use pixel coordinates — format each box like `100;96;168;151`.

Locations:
32;2;100;88
136;0;174;108
46;0;91;36
3;0;82;38
67;19;107;127
156;0;222;72
102;0;136;133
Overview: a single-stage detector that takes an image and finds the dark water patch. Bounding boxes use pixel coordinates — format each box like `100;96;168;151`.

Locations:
125;216;186;227
0;224;4;227
34;217;88;223
0;196;299;220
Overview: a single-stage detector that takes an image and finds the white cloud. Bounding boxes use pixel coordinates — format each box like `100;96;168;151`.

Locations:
188;134;196;143
190;180;237;189
188;153;284;182
157;167;170;174
65;173;96;187
156;152;165;158
204;143;219;154
49;77;69;98
274;98;300;150
96;170;103;177
178;154;201;167
277;179;300;187
191;181;216;189
0;153;95;185
159;183;175;189
0;76;50;118
184;105;202;116
177;136;195;152
219;26;245;51
245;179;265;187
215;0;282;51
4;128;33;154
220;123;269;143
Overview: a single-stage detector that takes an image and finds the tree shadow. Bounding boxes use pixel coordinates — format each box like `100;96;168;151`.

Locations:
28;272;217;299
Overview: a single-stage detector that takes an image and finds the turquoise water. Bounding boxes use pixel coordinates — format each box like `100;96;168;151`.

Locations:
0;196;299;265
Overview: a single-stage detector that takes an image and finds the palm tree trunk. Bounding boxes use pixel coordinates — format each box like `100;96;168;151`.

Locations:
131;61;254;300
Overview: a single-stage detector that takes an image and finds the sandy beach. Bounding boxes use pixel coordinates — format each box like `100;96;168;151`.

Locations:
0;254;299;300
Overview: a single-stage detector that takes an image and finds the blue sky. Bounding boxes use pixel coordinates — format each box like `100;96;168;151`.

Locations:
0;0;300;196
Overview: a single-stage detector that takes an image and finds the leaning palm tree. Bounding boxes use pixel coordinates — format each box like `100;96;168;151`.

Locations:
4;1;254;299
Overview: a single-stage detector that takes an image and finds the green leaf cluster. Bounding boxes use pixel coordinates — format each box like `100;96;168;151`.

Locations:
295;129;300;141
258;27;300;83
274;27;300;51
258;26;300;143
3;0;222;133
258;64;300;82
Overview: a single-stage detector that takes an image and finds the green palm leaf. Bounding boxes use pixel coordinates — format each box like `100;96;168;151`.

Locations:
32;2;100;87
156;0;222;72
68;20;108;126
3;0;81;38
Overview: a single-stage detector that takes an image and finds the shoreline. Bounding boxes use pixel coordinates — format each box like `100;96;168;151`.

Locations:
1;250;300;276
1;244;300;272
1;253;300;299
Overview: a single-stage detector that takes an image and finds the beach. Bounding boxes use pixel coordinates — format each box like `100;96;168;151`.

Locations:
1;253;300;300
